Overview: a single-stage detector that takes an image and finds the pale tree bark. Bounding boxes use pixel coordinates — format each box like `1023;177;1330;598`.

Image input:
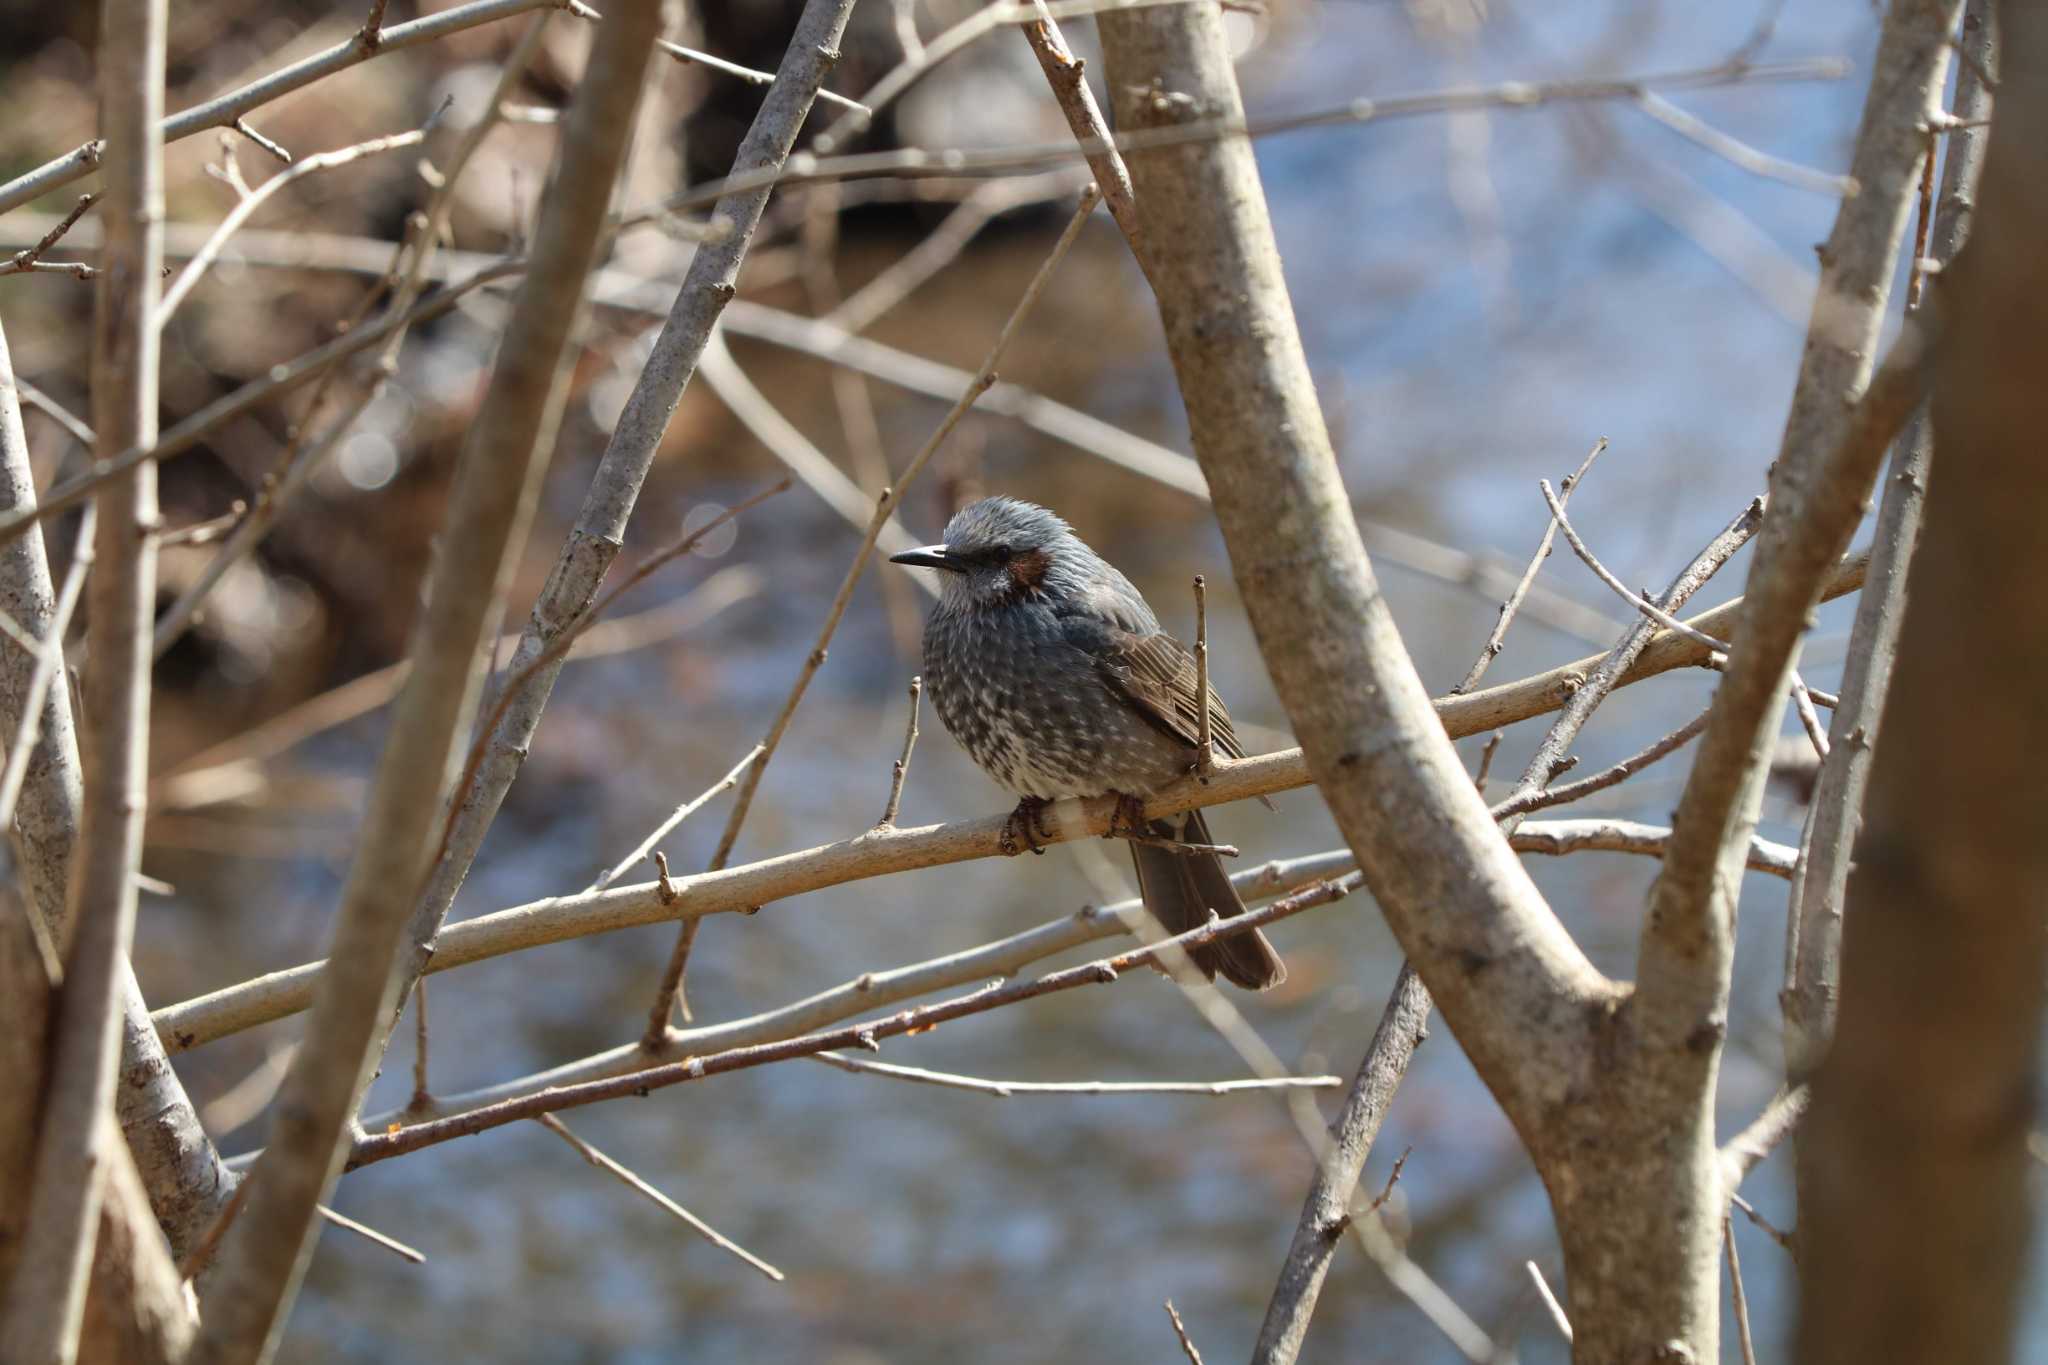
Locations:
1782;0;1994;1085
0;0;173;1357
1094;3;1945;1359
3;904;193;1365
0;314;232;1262
188;4;665;1360
1799;2;2048;1358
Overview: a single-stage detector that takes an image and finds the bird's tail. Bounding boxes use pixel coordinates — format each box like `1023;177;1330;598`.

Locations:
1127;809;1287;991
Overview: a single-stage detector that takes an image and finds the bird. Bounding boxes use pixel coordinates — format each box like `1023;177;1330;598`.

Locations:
889;496;1286;990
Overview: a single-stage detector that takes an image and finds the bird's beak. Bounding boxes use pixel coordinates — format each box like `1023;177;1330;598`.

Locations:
889;543;957;571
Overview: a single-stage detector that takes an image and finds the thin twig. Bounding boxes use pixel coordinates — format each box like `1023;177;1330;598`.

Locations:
1193;575;1214;774
1527;1260;1573;1342
650;184;1102;1032
436;483;790;875
1471;731;1503;790
3;192;99;274
877;677;921;827
587;744;767;894
533;1113;784;1281
1455;437;1608;693
1633;89;1855;195
1366;1147;1411;1215
1729;1191;1796;1255
316;1203;423;1265
1164;1300;1206;1365
649;33;867;114
1539;479;1731;655
628;56;1849;229
409;978;431;1107
808;1051;1341;1096
1724;1213;1759;1365
1720;1084;1810;1190
1488;707;1709;820
158;124;427;325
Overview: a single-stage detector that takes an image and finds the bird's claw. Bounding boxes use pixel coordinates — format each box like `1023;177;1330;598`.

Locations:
1106;792;1150;842
1001;797;1054;856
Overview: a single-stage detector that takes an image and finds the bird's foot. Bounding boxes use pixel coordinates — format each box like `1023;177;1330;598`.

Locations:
1106;792;1150;842
1000;796;1055;856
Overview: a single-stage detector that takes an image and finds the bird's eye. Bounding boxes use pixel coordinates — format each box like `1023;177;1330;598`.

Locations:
990;544;1013;565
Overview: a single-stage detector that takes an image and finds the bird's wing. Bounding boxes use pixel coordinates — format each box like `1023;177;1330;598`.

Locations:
1076;619;1245;760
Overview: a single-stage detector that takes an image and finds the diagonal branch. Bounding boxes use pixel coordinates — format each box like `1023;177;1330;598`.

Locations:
385;0;860;1072
189;5;667;1357
1782;0;1997;1085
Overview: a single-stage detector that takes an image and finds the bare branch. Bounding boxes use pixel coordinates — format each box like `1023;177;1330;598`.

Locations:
346;873;1357;1168
1453;437;1607;694
1783;0;1997;1086
1636;0;1958;1053
1719;1084;1809;1191
190;5;667;1356
0;259;524;554
349;849;1361;1138
808;1051;1341;1097
1529;1260;1573;1342
1021;0;1145;250
155;561;1869;1055
1801;7;2047;1356
3;193;99;274
1633;89;1855;196
588;744;765;893
1253;964;1430;1365
1724;1214;1759;1365
0;0;574;217
649;33;866;114
314;1204;423;1266
876;677;921;828
533;1114;782;1281
0;0;168;1355
1164;1300;1206;1365
157;126;426;325
1488;707;1709;820
389;0;861;1070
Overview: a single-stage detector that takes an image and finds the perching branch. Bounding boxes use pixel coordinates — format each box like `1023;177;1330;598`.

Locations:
155;561;1867;1057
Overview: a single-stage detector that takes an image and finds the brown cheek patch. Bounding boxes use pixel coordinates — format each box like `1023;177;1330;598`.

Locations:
1007;548;1052;592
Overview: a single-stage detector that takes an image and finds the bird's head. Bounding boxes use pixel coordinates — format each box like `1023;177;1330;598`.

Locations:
889;496;1084;609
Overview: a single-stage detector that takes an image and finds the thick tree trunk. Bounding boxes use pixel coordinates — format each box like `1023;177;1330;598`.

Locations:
1799;3;2048;1359
1094;7;1726;1359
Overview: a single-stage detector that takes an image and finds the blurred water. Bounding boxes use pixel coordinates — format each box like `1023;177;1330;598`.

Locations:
136;1;2048;1360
